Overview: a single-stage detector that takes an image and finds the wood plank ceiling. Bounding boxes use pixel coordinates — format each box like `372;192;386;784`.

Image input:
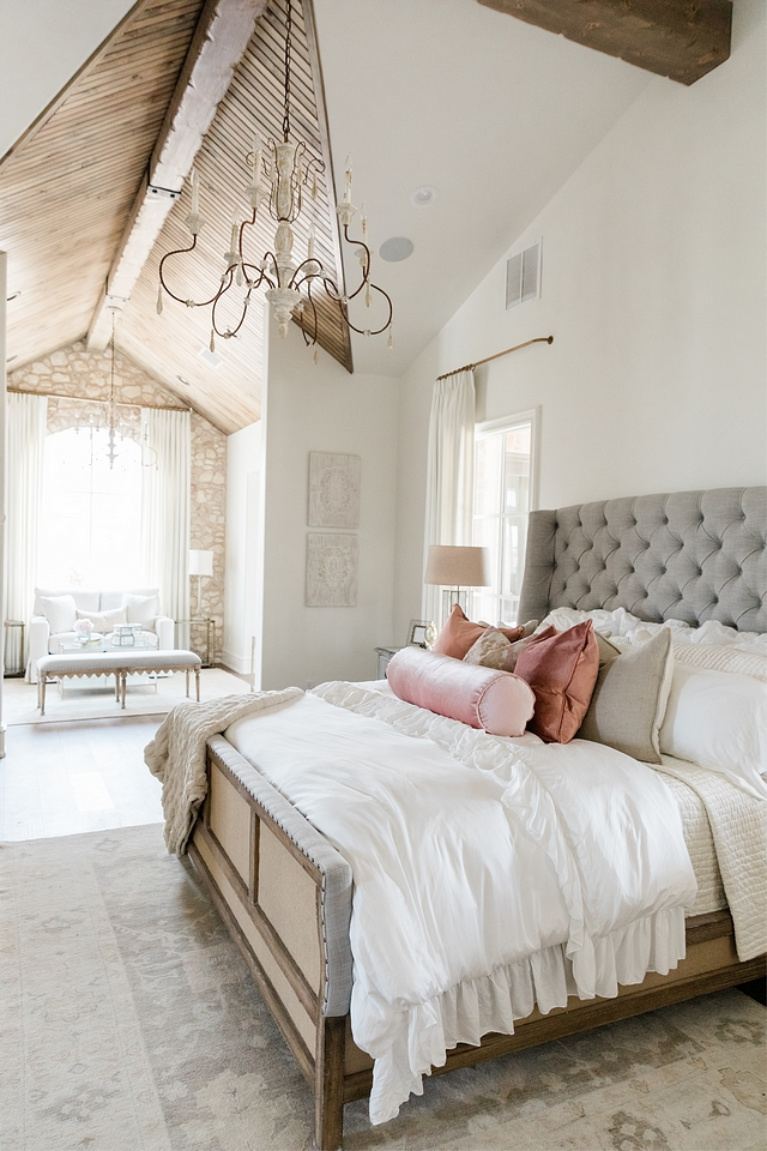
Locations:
1;0;351;435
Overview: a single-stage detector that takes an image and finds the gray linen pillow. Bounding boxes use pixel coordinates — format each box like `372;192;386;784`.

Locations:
578;629;673;764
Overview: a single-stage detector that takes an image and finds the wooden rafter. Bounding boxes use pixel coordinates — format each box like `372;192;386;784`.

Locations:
87;0;267;350
476;0;732;85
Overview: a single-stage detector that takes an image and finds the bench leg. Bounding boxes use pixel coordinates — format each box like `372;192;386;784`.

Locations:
121;671;127;709
195;667;200;701
185;668;190;698
39;676;46;715
114;672;120;703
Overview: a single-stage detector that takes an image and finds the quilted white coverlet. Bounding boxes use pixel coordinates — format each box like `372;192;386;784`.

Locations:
225;683;697;1125
656;757;767;961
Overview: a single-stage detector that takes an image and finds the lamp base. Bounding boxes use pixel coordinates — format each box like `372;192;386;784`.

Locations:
441;588;468;622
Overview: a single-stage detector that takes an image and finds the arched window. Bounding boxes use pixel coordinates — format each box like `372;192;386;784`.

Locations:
37;427;144;588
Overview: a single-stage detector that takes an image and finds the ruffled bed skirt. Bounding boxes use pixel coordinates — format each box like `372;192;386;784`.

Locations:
363;904;687;1125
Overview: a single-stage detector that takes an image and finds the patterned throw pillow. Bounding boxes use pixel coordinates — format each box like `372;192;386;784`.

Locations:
463;627;512;669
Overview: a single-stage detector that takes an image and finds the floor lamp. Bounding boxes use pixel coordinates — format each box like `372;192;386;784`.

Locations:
189;549;214;617
424;545;491;625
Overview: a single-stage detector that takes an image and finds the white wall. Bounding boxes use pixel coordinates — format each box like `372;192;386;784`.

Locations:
259;318;399;690
394;0;766;638
223;421;262;676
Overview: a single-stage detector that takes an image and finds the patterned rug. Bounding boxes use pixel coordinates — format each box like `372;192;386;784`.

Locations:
1;824;764;1151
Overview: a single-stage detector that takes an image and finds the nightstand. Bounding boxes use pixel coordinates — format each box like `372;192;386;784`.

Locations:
374;646;401;678
177;618;215;668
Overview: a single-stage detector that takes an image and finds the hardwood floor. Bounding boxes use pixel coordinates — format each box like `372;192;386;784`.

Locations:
0;714;165;840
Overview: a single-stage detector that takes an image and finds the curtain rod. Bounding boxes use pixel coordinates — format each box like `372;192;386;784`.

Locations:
7;387;190;413
436;335;554;381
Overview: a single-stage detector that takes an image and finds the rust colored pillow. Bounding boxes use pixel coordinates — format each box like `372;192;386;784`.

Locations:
503;625;557;672
432;604;524;660
514;620;600;743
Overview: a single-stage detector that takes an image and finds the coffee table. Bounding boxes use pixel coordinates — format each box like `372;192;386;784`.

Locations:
59;632;157;654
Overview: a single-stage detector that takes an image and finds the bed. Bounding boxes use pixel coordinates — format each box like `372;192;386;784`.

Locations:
150;485;766;1151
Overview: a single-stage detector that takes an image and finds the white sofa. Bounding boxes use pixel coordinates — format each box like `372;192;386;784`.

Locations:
27;587;175;682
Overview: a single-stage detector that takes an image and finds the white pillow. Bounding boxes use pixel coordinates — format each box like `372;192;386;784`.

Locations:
77;606;127;632
659;664;767;800
124;593;160;626
40;594;77;634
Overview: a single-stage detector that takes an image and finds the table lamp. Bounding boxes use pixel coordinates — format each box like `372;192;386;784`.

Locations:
424;545;491;624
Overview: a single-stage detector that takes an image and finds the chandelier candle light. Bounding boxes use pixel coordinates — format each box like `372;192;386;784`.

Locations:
157;0;393;356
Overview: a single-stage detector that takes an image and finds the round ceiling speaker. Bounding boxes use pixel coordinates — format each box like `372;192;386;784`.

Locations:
379;236;414;262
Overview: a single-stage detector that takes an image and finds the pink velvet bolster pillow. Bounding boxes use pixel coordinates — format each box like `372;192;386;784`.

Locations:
387;646;535;737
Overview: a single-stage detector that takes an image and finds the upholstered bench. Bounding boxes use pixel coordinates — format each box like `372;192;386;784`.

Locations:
37;649;202;714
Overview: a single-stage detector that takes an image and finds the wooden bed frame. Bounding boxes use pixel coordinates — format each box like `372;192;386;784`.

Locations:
189;740;764;1150
188;485;766;1149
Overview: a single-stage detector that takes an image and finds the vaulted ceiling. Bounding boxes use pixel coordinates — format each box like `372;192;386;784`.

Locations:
1;0;349;433
1;0;737;434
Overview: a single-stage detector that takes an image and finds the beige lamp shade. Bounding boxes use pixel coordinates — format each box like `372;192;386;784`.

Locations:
424;545;491;588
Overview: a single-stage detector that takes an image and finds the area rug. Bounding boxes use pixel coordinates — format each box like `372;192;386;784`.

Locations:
1;825;764;1151
2;666;250;725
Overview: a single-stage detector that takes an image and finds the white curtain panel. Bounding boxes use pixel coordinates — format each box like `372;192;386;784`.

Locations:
5;392;48;678
422;369;476;625
140;408;190;629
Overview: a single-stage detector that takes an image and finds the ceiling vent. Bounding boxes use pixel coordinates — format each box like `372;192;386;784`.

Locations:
506;241;542;310
198;345;222;369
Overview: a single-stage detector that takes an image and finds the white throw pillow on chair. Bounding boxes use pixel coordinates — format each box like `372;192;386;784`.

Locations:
39;594;78;635
124;593;160;628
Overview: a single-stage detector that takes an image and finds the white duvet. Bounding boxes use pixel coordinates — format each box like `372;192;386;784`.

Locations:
225;685;696;1125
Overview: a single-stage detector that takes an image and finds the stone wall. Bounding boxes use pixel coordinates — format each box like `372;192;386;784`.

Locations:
9;341;227;662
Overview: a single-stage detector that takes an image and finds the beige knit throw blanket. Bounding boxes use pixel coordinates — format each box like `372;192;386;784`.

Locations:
144;688;303;854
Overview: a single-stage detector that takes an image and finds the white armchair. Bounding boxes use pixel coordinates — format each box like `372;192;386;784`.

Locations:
27;587;175;682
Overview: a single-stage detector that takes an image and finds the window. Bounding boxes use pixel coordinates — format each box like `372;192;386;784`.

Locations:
37;427;145;588
471;411;537;625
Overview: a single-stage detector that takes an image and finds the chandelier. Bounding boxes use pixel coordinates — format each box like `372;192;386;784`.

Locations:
106;310;119;468
74;311;157;471
156;0;393;355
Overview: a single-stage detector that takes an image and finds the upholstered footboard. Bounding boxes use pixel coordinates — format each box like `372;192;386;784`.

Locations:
188;734;354;1150
189;736;765;1151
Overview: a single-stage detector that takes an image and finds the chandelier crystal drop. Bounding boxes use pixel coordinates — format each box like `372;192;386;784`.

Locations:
156;0;393;354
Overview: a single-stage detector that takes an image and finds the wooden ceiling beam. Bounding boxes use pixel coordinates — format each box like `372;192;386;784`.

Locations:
87;0;267;350
476;0;732;85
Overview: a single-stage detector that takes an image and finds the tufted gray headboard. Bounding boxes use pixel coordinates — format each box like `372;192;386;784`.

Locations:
517;487;767;633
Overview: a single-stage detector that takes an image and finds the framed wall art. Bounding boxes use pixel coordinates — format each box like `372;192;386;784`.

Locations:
305;532;358;607
308;452;361;528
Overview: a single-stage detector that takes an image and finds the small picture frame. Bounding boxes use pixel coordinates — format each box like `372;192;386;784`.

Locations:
407;619;436;649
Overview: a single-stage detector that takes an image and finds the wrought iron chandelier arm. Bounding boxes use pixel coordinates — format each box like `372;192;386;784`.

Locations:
299;277;320;347
240;261;275;291
211;291;250;339
290;257;326;290
159;239;233;310
343;281;394;337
